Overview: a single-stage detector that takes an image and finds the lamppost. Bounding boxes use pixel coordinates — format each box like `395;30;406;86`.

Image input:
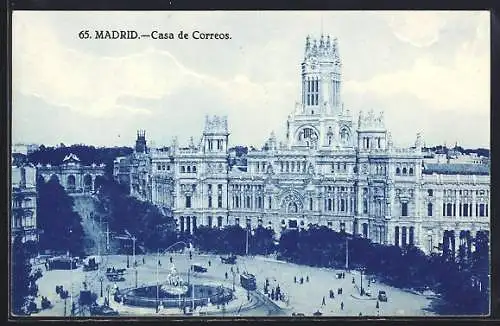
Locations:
232;270;236;292
99;276;104;297
345;236;352;271
155;241;189;314
69;228;73;316
245;227;255;256
360;267;365;296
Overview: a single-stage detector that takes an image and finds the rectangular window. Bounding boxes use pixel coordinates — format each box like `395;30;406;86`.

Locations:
208;216;213;228
453;204;456;216
185;195;191;208
363;200;368;214
401;202;408;217
217;216;223;228
218;184;223;191
427;203;433;217
463;204;469;217
340;222;345;232
428;189;433;196
235;218;240;226
341;199;345;212
218;195;223;208
269;197;272;209
208;196;212;208
443;203;446;216
208;184;212;191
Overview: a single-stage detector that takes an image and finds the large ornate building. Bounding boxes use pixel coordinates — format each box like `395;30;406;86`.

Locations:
114;35;490;255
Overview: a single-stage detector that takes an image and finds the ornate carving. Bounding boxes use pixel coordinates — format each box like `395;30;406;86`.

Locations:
304;34;340;66
204;115;228;134
358;109;385;130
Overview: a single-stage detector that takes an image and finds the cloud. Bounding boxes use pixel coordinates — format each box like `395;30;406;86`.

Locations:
344;15;489;115
12;14;293;125
384;11;449;47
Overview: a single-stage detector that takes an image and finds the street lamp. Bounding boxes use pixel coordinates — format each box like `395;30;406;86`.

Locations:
245;227;255;256
345;236;352;271
99;276;104;297
360;267;365;296
69;228;73;316
155;241;189;314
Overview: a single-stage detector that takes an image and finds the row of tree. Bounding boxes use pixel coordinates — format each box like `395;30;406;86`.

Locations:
36;176;85;256
95;177;178;252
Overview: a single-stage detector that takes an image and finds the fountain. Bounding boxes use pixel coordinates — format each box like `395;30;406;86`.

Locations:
118;263;234;311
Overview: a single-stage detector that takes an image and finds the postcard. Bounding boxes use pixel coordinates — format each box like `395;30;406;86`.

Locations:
10;10;490;318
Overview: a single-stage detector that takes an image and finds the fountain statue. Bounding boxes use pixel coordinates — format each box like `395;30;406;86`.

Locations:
160;264;189;296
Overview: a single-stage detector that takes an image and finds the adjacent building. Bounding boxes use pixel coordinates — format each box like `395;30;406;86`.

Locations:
114;35;490;255
11;163;38;243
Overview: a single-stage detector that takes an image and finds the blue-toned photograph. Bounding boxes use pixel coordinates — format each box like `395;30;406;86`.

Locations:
11;11;490;317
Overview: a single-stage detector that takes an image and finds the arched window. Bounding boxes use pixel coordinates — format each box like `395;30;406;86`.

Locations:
409;167;414;175
402;167;407;175
396;167;401;175
193;166;197;173
181;166;185;173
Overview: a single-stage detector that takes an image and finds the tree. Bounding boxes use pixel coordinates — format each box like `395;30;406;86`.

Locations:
11;236;41;315
37;177;84;255
249;226;275;255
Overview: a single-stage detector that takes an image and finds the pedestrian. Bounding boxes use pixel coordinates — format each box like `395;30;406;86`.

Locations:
306;275;309;282
352;277;355;284
322;296;326;306
71;302;76;315
230;266;233;273
300;277;304;284
170;256;173;263
376;300;379;309
158;260;162;267
236;267;239;273
359;312;362;316
208;260;211;267
294;276;297;283
247;292;250;301
341;301;344;310
225;272;228;279
142;257;145;264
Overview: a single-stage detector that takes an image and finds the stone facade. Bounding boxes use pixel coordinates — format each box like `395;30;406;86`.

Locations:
114;35;490;255
11;164;38;243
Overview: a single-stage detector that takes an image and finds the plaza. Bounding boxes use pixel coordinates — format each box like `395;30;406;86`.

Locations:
32;252;437;317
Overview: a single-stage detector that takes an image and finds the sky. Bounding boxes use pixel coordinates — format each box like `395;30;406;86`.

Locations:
12;11;490;149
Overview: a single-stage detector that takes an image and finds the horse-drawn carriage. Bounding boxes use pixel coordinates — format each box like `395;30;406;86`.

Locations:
220;254;237;264
83;257;99;272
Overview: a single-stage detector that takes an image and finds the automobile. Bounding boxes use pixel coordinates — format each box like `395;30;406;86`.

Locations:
191;264;208;273
378;290;388;302
220;255;237;264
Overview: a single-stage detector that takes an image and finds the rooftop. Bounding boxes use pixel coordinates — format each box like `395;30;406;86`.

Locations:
422;163;490;176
